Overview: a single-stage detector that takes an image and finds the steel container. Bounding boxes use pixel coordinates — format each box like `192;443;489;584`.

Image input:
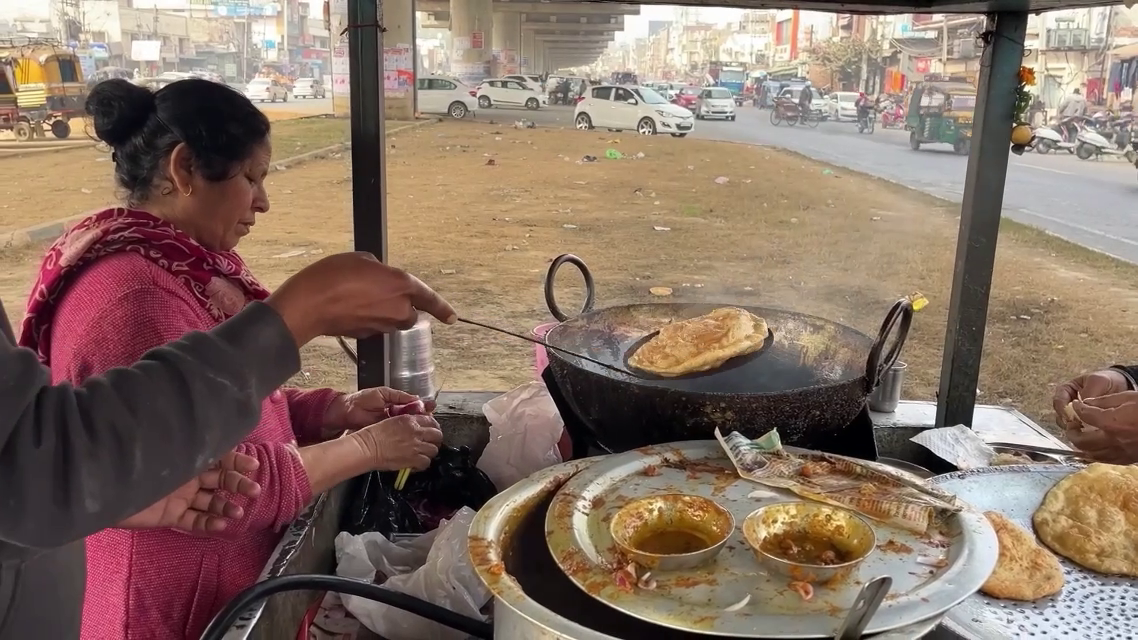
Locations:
388;313;439;398
469;460;948;639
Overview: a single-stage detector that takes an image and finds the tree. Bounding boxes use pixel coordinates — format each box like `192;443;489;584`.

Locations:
808;38;881;89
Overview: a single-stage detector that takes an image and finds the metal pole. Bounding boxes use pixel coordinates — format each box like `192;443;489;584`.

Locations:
935;12;1028;429
347;0;390;389
941;16;948;70
282;0;289;69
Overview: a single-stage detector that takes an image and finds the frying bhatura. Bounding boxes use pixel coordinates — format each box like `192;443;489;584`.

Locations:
628;307;769;377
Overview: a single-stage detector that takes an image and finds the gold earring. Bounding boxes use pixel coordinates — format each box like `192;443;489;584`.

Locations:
182;186;193;197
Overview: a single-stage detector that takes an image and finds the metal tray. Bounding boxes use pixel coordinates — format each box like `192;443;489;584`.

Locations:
545;441;999;638
929;464;1138;640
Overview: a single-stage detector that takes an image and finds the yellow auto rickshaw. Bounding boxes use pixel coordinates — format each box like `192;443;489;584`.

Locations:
0;39;87;138
905;81;976;155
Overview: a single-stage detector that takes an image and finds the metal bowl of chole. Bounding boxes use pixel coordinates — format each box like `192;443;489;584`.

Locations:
609;494;735;572
742;501;876;584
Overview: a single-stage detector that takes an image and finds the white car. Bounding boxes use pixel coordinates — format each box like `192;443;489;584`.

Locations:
416;75;478;118
292;77;326;99
694;87;736;121
574;84;694;137
827;91;860;122
244;78;288;103
476;78;546;110
504;74;544;92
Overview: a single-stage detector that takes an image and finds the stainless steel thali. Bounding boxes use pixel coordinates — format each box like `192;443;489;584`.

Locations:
545;441;999;638
929;464;1138;640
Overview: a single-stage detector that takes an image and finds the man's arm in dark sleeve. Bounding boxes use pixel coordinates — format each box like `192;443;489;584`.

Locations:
0;300;302;552
1111;365;1138;389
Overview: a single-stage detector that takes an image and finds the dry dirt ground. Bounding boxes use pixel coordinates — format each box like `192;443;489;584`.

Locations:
3;119;1138;430
0;116;385;233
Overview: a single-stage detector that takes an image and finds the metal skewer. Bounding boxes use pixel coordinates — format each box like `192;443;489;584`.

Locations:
457;317;634;377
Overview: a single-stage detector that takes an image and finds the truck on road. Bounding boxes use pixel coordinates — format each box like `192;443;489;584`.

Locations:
707;62;747;105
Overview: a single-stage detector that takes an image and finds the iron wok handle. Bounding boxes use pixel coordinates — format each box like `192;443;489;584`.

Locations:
864;299;913;394
543;254;596;322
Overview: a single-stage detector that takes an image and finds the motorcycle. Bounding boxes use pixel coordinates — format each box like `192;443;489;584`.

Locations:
856;105;875;134
1033;116;1085;154
1076;121;1138;161
880;103;904;129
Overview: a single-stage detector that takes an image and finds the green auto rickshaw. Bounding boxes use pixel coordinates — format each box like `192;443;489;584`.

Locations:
905;82;976;155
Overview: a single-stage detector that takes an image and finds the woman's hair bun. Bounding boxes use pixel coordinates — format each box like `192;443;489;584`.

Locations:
85;78;157;147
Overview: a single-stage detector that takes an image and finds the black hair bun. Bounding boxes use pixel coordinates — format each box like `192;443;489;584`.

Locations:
85;78;157;147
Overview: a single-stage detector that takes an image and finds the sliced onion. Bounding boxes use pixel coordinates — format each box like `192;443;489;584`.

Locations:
623;562;639;580
747;489;780;500
723;594;751;612
637;571;657;590
917;555;948;568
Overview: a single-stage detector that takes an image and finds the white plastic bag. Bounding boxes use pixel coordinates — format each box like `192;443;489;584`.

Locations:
334;507;491;640
478;381;565;490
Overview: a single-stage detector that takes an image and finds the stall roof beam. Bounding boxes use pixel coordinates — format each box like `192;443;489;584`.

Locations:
522;18;623;32
415;1;639;13
535;34;615;42
548;0;1113;14
936;11;1028;429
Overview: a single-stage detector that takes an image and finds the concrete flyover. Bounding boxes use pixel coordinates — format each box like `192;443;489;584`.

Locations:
418;1;639;73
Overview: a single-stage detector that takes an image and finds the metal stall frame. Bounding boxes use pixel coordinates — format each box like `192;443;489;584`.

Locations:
343;0;1114;429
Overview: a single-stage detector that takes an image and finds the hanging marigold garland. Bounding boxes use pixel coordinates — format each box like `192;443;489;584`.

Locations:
1010;66;1036;154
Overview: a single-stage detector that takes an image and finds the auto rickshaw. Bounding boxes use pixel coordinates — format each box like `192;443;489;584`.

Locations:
905;81;976;155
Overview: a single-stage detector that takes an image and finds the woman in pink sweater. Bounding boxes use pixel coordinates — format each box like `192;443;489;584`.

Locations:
19;78;447;639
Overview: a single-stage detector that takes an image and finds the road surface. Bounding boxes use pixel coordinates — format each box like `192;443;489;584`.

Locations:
490;103;1138;264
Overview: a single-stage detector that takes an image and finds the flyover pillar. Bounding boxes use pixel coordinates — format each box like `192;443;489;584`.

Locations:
491;12;520;76
383;0;415;119
534;39;545;74
521;30;537;74
450;0;494;85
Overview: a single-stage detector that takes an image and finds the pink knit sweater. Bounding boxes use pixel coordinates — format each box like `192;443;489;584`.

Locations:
44;252;341;640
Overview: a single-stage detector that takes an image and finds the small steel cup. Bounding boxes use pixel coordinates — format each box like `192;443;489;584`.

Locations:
609;494;734;572
868;361;907;413
742;501;876;584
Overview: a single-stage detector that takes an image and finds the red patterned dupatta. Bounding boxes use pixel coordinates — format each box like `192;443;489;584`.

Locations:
19;207;270;364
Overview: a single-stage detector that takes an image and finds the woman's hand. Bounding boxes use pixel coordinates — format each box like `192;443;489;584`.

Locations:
323;387;436;431
1053;368;1131;429
1067;391;1138;465
117;451;261;533
349;414;444;471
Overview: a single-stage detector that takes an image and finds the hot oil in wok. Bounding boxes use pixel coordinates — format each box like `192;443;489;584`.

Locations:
547;305;866;394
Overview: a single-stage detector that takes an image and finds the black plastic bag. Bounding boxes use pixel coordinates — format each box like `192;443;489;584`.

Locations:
341;445;498;537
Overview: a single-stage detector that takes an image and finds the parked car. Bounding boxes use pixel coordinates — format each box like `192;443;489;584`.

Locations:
476;78;546;110
416;75;478;118
244;78;289;102
574;84;694;137
827;91;860;122
504;74;543;92
671;86;701;110
694;87;736;120
292;77;327;99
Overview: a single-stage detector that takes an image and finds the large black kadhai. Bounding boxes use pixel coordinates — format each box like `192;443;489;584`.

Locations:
541;254;912;454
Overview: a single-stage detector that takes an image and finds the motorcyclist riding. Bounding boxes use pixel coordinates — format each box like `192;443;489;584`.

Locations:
855;91;873;128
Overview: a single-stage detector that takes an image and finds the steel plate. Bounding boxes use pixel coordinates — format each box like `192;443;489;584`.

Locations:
545;441;998;638
929;464;1138;640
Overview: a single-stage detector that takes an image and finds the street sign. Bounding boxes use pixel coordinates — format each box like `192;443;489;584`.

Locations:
471;31;484;50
